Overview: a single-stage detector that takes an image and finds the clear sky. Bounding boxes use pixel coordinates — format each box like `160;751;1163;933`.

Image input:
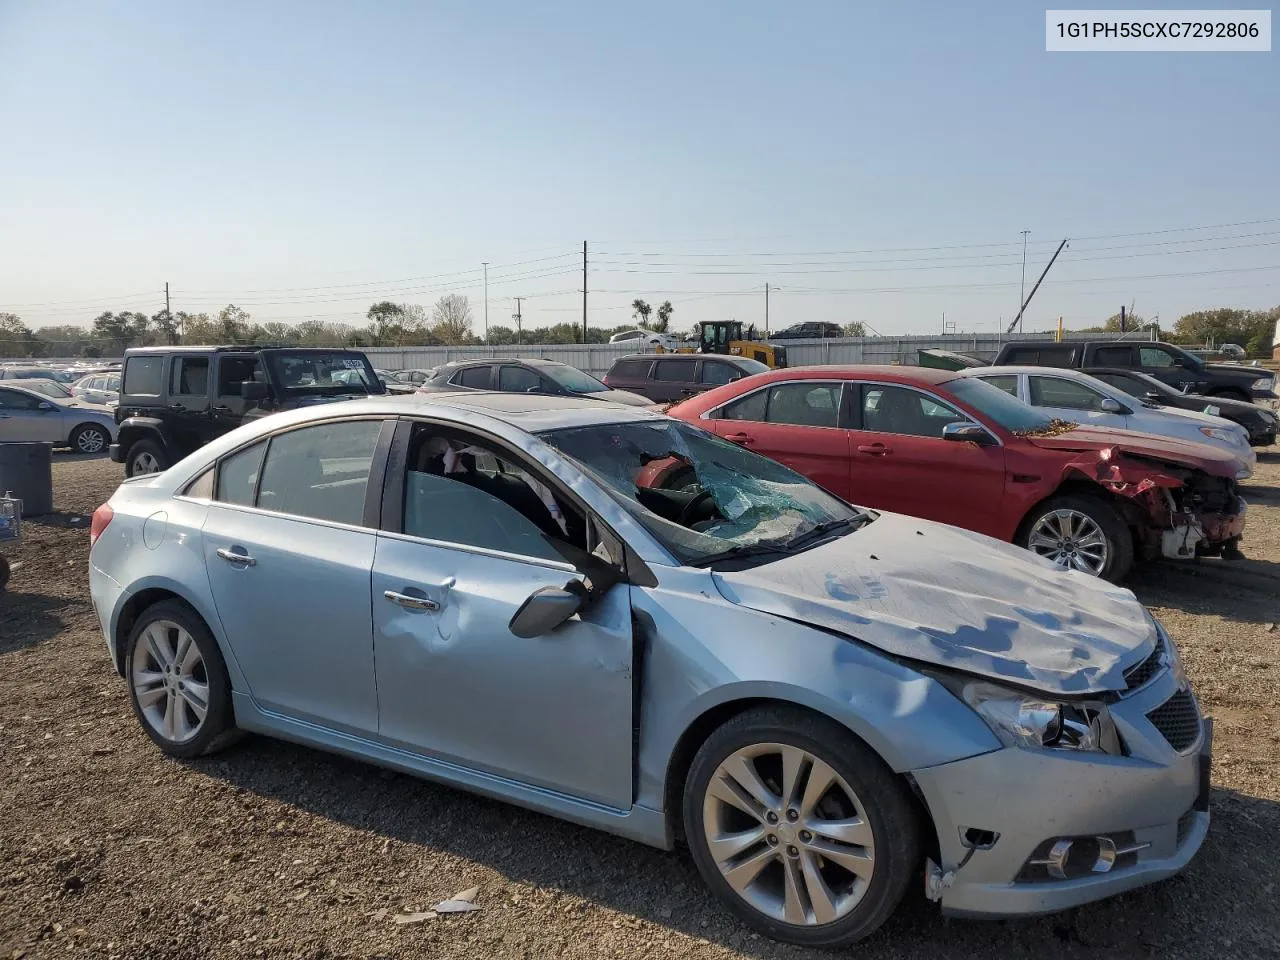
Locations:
1;0;1277;338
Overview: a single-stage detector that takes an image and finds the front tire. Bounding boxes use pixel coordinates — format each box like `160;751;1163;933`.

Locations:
69;423;110;455
1018;494;1133;581
124;600;236;759
125;439;168;477
683;706;921;948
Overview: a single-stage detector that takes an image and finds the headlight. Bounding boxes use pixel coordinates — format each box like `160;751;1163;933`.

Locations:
932;675;1124;755
1252;377;1275;393
1200;426;1246;446
1202;405;1221;416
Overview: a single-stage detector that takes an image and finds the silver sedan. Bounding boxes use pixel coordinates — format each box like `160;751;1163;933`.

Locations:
0;383;117;453
87;393;1208;946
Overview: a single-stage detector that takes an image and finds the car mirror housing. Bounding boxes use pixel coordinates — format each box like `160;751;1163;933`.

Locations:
1143;391;1162;402
241;381;269;402
1099;398;1128;414
941;422;995;445
38;401;56;411
508;584;585;638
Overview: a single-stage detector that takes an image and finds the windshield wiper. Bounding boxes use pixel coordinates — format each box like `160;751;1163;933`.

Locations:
689;542;795;568
784;515;866;551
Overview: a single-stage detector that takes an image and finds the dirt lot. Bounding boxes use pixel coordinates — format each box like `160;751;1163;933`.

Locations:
2;454;1278;960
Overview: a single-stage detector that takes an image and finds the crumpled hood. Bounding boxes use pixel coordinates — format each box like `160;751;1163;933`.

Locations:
1026;426;1239;477
711;512;1154;695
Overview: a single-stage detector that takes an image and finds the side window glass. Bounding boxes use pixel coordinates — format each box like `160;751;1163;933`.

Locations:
498;365;542;392
1028;376;1105;412
1093;373;1136;395
1139;347;1176;368
979;375;1019;396
699;362;738;386
170;357;210;396
862;386;966;438
1093;346;1132;366
720;389;768;421
0;388;42;410
217;356;260;398
765;383;840;428
255;420;382;525
454;366;491;388
216;441;266;507
185;467;215;499
123;357;163;396
653;360;693;382
403;429;579;562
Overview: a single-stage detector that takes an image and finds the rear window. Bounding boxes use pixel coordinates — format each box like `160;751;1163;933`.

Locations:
1004;346;1075;367
607;359;652;380
653;359;695;382
123;356;164;396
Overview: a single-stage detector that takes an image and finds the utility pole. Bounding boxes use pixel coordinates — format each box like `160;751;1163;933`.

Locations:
164;282;174;343
765;282;770;335
482;262;489;346
513;297;524;345
1018;230;1030;333
582;241;588;344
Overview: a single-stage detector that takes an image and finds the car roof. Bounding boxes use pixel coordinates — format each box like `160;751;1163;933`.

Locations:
745;364;961;385
964;365;1100;381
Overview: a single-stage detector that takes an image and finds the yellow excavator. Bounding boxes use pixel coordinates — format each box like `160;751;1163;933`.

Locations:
656;320;787;368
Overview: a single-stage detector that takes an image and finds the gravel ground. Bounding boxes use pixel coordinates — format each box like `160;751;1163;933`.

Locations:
2;453;1278;960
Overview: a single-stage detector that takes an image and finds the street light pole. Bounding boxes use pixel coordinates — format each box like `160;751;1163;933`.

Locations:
482;262;489;346
1018;230;1030;333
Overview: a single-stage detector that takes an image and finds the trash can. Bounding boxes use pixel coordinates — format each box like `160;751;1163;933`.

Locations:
0;443;54;517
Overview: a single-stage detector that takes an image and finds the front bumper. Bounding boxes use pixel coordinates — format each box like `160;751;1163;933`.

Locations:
910;672;1210;918
108;443;125;464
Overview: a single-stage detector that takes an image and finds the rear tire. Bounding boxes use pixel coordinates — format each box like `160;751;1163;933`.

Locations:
69;423;110;455
683;706;921;948
124;600;237;759
125;439;168;477
1018;494;1133;581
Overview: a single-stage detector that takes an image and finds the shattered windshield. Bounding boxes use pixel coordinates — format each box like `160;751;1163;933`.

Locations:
541;419;868;566
264;351;383;393
948;376;1071;435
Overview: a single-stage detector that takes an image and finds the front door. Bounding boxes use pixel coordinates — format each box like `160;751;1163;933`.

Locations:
371;424;634;809
211;354;262;434
200;418;387;734
1025;373;1129;429
847;383;1006;535
0;388;60;441
165;355;215;454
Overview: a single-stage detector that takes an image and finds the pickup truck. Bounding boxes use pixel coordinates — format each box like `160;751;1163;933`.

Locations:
110;345;386;477
991;339;1276;404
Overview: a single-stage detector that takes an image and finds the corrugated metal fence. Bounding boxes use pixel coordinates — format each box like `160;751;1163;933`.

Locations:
6;330;1155;376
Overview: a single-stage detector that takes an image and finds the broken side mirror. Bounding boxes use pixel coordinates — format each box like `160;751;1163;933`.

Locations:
240;381;269;403
508;583;586;638
941;422;995;445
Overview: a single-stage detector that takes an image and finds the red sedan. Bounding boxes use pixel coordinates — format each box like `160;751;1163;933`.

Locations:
666;365;1247;581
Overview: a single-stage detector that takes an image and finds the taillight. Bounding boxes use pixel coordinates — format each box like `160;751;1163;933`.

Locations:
89;503;114;546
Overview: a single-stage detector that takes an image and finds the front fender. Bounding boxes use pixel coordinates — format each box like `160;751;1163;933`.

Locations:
630;569;999;817
115;417;169;452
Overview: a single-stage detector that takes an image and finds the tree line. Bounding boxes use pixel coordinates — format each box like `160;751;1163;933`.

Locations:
1;300;1275;359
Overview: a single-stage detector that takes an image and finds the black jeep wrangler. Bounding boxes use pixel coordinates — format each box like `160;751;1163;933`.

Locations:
110;346;386;476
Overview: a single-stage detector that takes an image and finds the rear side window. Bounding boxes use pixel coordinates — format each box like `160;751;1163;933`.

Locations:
1092;346;1132;366
653;360;694;382
123;356;163;396
607;359;651;379
217;442;266;507
170;357;210;396
255;420;382;526
765;383;841;428
1005;346;1075;367
721;389;769;421
453;365;492;389
979;375;1019;396
1028;376;1106;412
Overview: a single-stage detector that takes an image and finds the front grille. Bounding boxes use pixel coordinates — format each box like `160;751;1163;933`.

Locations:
1147;689;1201;752
1123;632;1166;691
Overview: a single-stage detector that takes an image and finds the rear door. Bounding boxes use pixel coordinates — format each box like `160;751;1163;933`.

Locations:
200;417;389;734
1026;373;1129;429
696;358;744;391
1134;343;1204;392
649;358;700;403
710;381;851;498
846;383;1005;533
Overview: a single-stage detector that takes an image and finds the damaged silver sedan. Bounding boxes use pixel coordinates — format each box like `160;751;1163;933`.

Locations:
88;394;1210;947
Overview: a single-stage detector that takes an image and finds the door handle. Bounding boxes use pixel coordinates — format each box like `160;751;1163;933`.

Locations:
169;403;186;412
215;547;256;566
384;589;440;612
857;443;892;455
724;433;755;445
212;404;232;414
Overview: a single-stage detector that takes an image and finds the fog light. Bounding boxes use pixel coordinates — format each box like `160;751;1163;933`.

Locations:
1025;833;1151;881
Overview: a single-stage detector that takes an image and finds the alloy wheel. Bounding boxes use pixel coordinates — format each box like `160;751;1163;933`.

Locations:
1027;508;1109;575
701;743;875;927
130;620;210;744
76;428;107;454
132;452;161;474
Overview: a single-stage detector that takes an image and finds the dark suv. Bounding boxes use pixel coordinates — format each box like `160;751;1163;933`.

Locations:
770;321;844;340
601;354;769;403
110;346;384;476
